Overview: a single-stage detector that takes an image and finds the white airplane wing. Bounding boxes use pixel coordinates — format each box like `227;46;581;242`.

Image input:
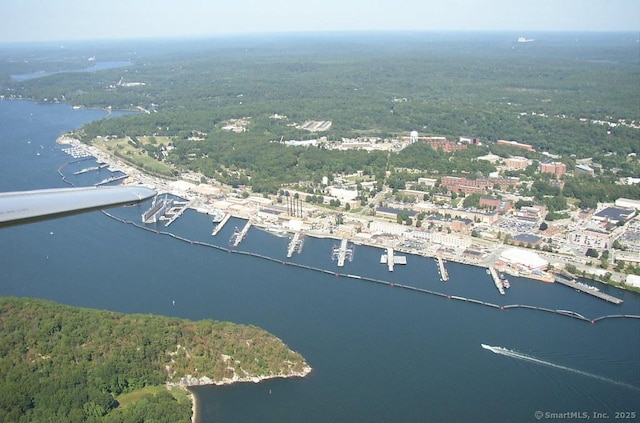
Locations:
0;185;156;228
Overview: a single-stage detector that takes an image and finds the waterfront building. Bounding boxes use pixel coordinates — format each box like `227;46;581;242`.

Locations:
626;274;640;288
499;248;548;271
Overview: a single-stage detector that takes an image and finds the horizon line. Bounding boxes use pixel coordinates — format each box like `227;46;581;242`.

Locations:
2;29;639;46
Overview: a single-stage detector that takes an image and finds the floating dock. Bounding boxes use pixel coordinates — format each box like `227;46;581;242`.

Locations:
553;274;623;305
287;232;304;258
437;256;449;281
488;266;505;295
229;221;251;247
142;196;171;224
380;248;406;271
211;214;230;236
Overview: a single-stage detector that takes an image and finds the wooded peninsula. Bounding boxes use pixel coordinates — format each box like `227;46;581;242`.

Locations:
0;296;310;422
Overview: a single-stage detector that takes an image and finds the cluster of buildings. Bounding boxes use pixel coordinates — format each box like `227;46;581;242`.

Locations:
440;175;519;195
570;200;639;251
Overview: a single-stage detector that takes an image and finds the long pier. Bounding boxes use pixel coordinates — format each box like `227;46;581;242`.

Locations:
211;214;230;236
437;256;449;281
337;239;349;267
489;266;505;295
553;275;623;305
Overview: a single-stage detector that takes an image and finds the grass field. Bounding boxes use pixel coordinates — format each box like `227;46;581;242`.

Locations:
92;136;176;177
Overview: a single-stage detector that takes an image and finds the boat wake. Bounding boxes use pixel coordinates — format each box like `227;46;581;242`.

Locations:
481;344;640;392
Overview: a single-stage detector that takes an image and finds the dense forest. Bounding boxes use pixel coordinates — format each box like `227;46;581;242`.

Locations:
1;32;638;196
0;297;309;422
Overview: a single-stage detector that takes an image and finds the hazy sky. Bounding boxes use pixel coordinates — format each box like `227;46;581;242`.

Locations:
1;0;639;43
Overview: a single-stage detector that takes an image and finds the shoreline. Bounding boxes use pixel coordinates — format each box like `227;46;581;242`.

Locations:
168;366;312;423
56;134;638;293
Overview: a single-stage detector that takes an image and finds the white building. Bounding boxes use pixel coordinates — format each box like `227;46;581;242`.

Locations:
626;274;640;289
370;221;407;236
615;198;640;210
499;248;548;271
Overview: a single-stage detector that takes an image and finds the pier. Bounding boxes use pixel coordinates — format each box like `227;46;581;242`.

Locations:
73;165;104;175
437;256;449;281
380;248;406;271
229;221;251;247
101;208;640;327
553;274;623;305
94;174;127;186
488;266;505;295
211;214;230;236
164;202;189;227
332;239;353;267
287;232;304;258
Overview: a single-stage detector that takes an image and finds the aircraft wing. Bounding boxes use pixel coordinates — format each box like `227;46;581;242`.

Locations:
0;185;156;228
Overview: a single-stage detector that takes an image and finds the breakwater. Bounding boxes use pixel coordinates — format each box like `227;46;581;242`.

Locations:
102;210;640;326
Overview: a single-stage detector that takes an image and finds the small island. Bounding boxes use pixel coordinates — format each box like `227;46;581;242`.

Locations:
0;296;311;422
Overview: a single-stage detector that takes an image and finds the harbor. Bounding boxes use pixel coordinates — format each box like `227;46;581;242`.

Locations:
101;208;640;326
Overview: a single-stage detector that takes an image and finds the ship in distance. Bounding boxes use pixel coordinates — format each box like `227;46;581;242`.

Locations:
0;185;156;228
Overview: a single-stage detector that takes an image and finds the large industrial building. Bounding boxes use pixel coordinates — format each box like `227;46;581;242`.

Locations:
499;248;548;271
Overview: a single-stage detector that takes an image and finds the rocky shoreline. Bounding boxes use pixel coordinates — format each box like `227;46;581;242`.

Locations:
167;366;312;423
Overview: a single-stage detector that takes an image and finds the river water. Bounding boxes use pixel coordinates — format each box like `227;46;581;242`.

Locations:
0;100;638;422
